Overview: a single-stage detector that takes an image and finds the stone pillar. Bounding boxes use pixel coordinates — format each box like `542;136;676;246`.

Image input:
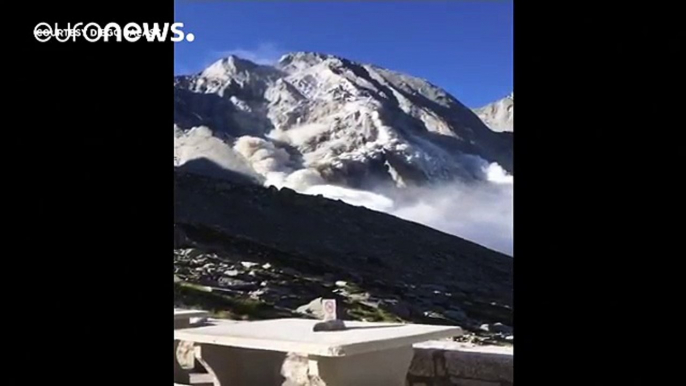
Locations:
174;319;191;384
194;344;288;386
281;347;414;386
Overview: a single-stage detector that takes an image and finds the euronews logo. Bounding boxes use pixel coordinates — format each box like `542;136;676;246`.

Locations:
33;22;195;43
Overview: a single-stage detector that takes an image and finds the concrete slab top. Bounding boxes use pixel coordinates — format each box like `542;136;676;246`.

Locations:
174;309;209;320
174;318;462;357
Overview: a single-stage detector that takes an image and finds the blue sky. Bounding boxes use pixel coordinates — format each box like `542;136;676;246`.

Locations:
174;1;512;108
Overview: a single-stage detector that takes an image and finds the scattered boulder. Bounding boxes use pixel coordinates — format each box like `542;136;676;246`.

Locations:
420;284;447;293
249;289;267;300
480;322;513;335
296;297;325;319
380;299;412;319
223;269;239;277
424;311;447;320
217;278;258;290
490;322;513;334
444;307;468;322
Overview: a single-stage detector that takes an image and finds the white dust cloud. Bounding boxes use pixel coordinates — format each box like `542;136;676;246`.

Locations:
175;127;513;256
299;163;513;256
390;173;513;256
173;125;260;179
245;130;513;256
303;185;396;213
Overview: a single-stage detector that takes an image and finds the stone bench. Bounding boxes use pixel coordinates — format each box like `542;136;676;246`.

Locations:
174;318;462;386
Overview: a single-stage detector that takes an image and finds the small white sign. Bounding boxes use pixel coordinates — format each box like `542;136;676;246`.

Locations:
322;299;336;321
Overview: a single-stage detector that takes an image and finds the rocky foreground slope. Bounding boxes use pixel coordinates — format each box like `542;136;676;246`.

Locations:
173;161;513;343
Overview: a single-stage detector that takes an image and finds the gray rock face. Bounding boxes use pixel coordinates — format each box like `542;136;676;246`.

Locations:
174;52;513;190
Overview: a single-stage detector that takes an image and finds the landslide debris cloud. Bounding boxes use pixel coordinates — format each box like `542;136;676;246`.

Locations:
174;52;514;255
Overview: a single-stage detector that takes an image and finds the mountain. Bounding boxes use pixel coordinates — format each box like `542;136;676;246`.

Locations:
174;161;513;341
174;52;513;191
173;53;514;340
474;93;514;133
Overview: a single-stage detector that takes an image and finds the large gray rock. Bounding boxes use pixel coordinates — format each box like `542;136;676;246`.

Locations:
296;297;325;319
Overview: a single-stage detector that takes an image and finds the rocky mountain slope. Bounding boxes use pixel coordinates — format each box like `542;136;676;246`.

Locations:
474;93;514;133
174;52;513;190
174;160;513;343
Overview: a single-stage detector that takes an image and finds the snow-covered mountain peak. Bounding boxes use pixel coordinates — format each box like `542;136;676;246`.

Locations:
185;56;282;98
474;93;514;133
277;51;349;71
204;55;259;75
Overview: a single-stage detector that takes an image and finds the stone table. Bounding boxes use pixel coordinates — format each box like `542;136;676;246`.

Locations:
174;318;462;386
